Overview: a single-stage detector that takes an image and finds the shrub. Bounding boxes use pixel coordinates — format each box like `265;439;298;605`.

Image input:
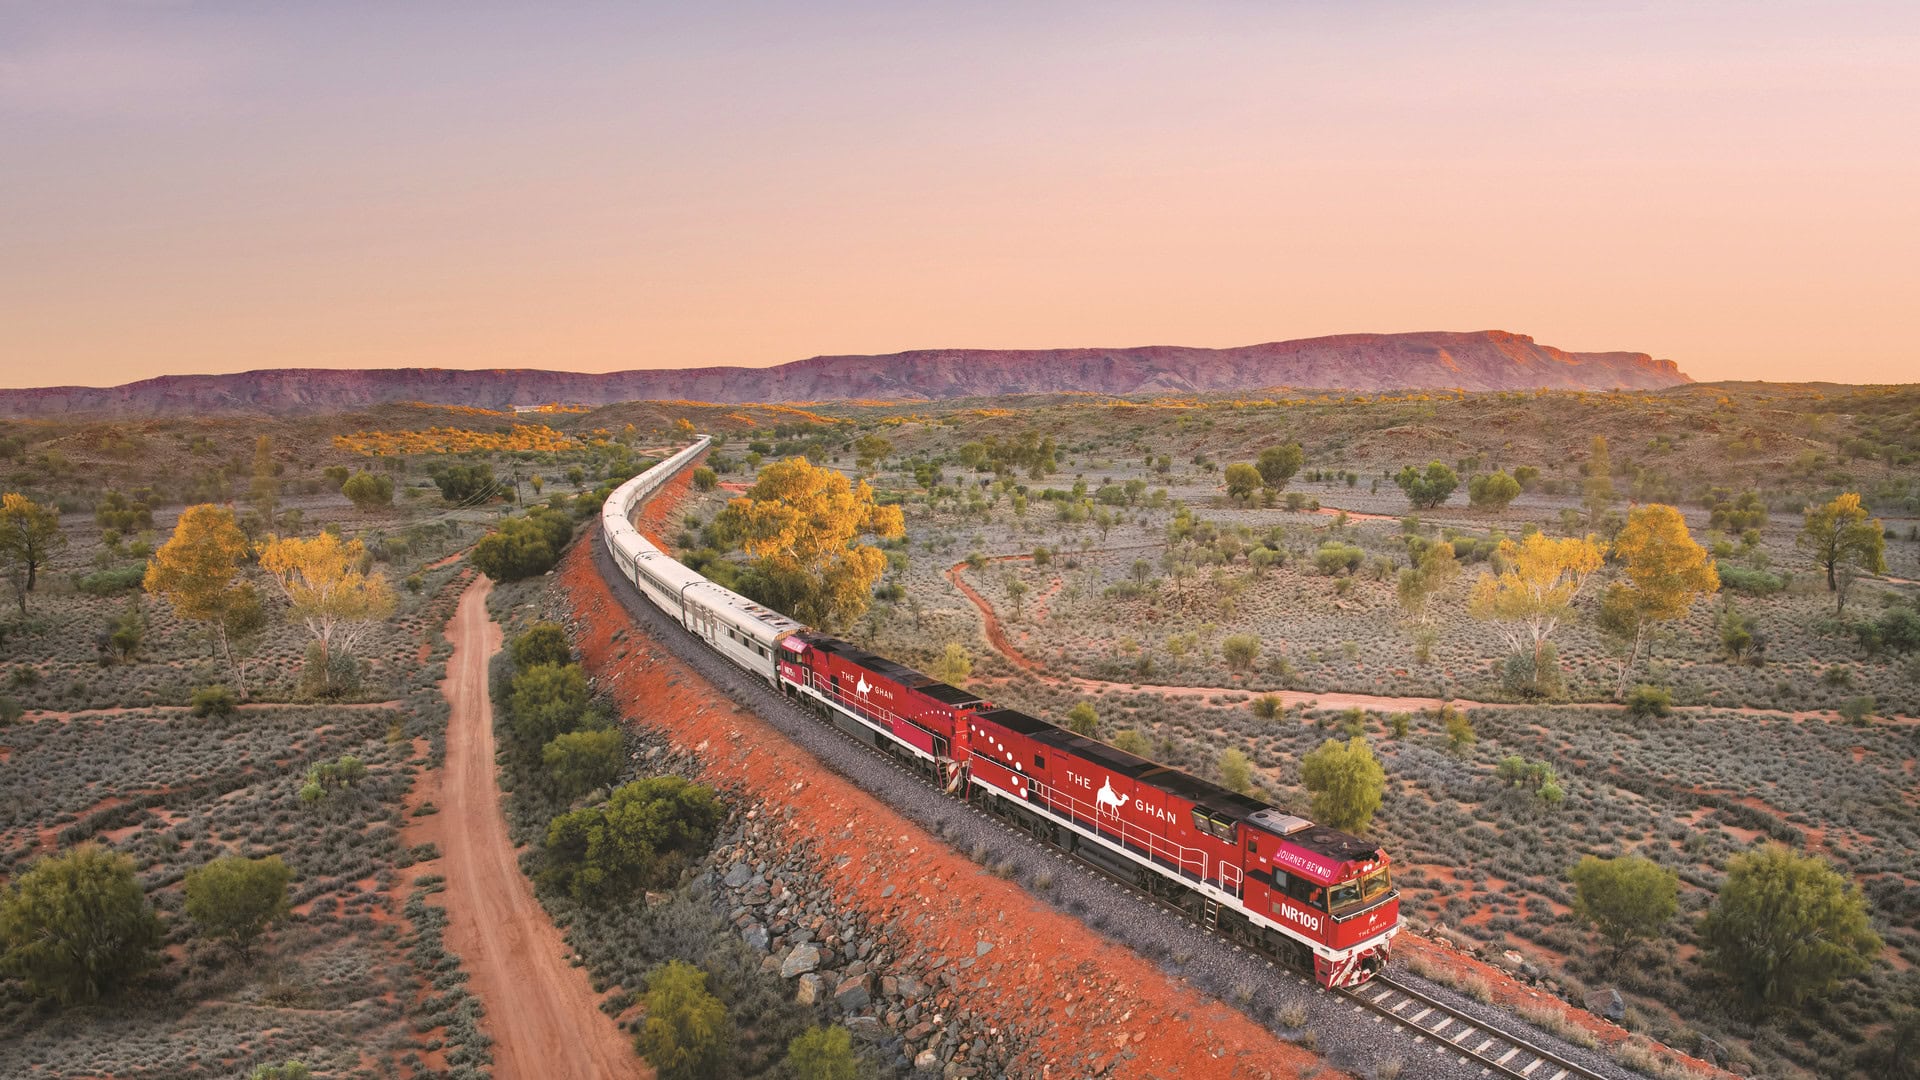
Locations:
1569;855;1677;958
636;961;730;1080
74;564;147;595
1219;748;1254;794
470;507;575;582
543;727;625;796
184;855;293;955
510;662;592;744
341;471;394;509
690;466;718;492
1441;704;1475;755
543;777;722;905
1717;564;1789;595
1838;695;1876;724
1502;643;1566;699
1468;471;1522;511
1110;729;1151;757
1299;737;1385;832
296;641;363;700
1250;694;1283;720
785;1025;857;1080
0;844;163;1004
250;1065;312;1080
1064;700;1098;737
1699;845;1881;1009
1313;542;1365;576
1221;634;1261;672
1395;461;1459;509
190;683;239;717
512;622;573;668
1624;684;1672;718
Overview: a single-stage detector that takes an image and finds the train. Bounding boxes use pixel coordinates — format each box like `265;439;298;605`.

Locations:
601;437;1399;988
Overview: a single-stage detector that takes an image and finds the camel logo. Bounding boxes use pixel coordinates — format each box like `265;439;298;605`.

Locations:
855;674;871;696
1094;777;1126;816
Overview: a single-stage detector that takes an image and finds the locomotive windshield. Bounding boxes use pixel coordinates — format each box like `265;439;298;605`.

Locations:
1329;867;1393;914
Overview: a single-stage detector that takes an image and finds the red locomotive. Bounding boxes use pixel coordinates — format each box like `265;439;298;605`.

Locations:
775;631;1398;988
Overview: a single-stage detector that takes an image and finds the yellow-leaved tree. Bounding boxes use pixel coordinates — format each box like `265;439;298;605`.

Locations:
1798;492;1886;614
0;493;66;613
1468;532;1607;697
257;532;395;694
145;505;265;697
719;457;905;629
1600;505;1719;699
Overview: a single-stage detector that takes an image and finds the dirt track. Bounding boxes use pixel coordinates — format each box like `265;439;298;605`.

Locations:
421;575;644;1080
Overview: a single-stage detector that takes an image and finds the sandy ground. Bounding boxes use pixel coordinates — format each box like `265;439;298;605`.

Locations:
417;575;645;1080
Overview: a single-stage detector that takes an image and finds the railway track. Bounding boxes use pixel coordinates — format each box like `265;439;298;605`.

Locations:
1344;975;1611;1080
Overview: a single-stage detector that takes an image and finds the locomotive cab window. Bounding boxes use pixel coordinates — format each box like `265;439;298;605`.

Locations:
1033;753;1045;770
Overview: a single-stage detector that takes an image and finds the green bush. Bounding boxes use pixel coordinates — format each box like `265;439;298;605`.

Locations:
1502;644;1566;699
636;961;731;1079
510;663;592;744
785;1025;857;1080
184;855;293;955
249;1064;312;1080
1299;737;1385;832
0;844;163;1004
73;565;146;596
1717;563;1789;595
470;506;575;582
690;466;718;491
1700;846;1881;1009
341;471;395;509
543;727;625;796
1313;541;1365;576
1838;695;1876;724
1395;461;1459;509
1624;684;1672;718
512;622;573;668
542;777;722;905
190;683;238;717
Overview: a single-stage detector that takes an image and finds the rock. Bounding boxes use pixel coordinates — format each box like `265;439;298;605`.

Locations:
975;941;994;957
781;944;822;979
1502;950;1526;969
742;925;769;952
835;973;873;1011
723;862;752;888
915;1049;940;1071
1584;987;1625;1023
1697;1035;1729;1067
845;1016;886;1042
795;972;824;1006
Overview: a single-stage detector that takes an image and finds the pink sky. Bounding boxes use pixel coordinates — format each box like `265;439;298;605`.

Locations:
3;3;1917;388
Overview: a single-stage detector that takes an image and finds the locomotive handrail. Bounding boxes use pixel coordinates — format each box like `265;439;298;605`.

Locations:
1018;774;1216;888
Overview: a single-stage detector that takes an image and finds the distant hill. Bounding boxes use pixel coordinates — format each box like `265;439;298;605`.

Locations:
0;330;1689;416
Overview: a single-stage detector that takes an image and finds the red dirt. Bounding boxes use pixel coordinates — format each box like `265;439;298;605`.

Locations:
426;551;466;570
407;575;645;1080
562;539;1341;1080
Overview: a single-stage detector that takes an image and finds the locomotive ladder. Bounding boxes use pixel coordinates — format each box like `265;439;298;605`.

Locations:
1201;897;1222;932
1343;975;1612;1080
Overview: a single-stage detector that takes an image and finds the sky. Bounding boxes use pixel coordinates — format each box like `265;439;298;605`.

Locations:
2;1;1917;388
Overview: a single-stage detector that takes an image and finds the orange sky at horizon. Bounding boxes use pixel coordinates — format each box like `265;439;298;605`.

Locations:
3;3;1917;390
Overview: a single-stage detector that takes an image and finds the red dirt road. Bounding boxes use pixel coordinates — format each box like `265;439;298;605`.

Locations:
417;576;645;1080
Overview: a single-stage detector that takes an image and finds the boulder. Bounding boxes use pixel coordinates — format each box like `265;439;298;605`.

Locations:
915;1049;940;1071
742;925;769;952
781;943;822;979
1584;987;1625;1023
795;972;824;1006
835;972;873;1011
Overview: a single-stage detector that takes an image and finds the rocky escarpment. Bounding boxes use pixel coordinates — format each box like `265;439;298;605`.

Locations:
0;330;1689;415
